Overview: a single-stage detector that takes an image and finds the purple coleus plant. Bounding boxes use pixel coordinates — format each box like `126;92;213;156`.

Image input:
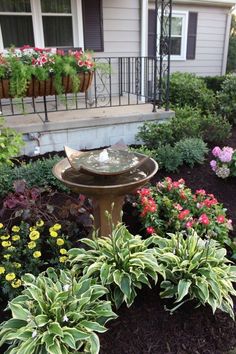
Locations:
210;146;236;179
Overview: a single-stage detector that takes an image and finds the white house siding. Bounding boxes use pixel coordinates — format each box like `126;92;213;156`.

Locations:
169;4;230;76
96;0;141;58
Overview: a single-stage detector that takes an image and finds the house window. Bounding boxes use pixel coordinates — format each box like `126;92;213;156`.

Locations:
163;11;188;60
0;0;34;47
41;0;73;47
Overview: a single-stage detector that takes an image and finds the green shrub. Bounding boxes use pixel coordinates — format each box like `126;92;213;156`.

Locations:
169;72;216;112
136;121;174;149
0;118;24;166
199;114;232;143
155;232;236;319
0;156;68;197
155;144;183;172
136;106;231;152
0;269;117;354
175;138;208;167
217;75;236;123
202;76;226;93
68;222;162;308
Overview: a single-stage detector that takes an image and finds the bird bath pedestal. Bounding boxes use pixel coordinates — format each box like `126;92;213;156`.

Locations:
53;147;158;236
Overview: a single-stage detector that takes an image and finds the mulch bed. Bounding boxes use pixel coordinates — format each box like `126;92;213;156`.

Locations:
1;128;236;353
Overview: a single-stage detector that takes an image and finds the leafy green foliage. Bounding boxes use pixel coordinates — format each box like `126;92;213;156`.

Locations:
227;14;236;73
0;118;24;166
154;232;236;319
155;144;183;172
202;76;226;93
175;138;208;167
136;106;231;150
68;223;163;308
0;156;68;198
0;268;117;354
217;75;236;123
169;72;216;113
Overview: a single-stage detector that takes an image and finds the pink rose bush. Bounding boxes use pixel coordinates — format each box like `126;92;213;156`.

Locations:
210;146;236;179
137;177;233;248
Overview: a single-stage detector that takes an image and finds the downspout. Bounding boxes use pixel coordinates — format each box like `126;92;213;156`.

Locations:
221;5;235;75
140;0;148;102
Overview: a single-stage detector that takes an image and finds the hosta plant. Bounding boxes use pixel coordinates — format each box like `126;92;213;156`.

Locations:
68;223;163;308
155;232;236;319
0;268;117;354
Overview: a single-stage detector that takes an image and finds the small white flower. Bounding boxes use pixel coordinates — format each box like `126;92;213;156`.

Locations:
32;330;37;338
63;284;70;291
63;315;69;322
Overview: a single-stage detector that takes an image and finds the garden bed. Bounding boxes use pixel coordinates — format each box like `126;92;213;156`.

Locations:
1;128;236;354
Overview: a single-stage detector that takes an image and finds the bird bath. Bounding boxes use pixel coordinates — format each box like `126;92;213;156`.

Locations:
52;146;158;236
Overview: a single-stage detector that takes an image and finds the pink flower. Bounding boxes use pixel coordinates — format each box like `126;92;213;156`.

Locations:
174;203;183;211
212;146;222;157
216;215;225;223
195;189;206;196
178;209;190;220
146;227;155;234
198;213;210;225
218;147;234;163
138;188;150;197
186;220;194;229
210;160;217;171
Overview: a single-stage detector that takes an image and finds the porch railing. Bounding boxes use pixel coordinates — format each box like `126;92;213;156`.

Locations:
0;56;170;123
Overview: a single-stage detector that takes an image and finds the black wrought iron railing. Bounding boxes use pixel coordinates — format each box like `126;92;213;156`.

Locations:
0;56;170;123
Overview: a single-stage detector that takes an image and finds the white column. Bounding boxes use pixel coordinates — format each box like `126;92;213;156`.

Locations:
0;25;4;51
141;0;148;102
72;0;84;49
30;0;45;47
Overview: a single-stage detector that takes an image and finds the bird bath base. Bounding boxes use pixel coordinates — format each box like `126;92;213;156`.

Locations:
53;151;158;237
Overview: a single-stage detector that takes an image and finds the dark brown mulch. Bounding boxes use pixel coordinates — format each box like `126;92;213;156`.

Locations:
1;128;236;354
100;127;236;354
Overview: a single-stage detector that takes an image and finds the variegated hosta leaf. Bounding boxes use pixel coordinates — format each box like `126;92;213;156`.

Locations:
155;231;236;319
0;268;117;354
68;223;162;308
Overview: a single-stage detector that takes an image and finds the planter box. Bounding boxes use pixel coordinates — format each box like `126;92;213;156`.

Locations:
0;71;93;99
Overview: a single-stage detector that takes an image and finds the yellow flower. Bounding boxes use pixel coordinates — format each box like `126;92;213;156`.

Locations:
0;266;5;274
3;254;11;260
59;256;68;263
1;235;10;240
12;235;20;241
33;251;41;258
2;241;11;248
59;248;67;255
0;223;3;229
30;226;36;232
29;230;40;241
11;279;22;288
8;246;16;251
36;220;44;227
5;273;16;281
28;241;37;249
56;238;65;246
50;230;58;238
53;223;61;231
13;262;21;269
12;226;20;232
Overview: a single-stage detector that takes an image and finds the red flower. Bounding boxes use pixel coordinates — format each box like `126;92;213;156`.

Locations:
196;189;206;196
180;191;187;200
216;215;225;223
178;209;190;220
138;188;150;197
146;226;155;234
198;213;210;225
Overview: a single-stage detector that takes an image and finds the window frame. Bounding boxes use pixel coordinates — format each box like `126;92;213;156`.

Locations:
157;10;188;61
0;0;84;50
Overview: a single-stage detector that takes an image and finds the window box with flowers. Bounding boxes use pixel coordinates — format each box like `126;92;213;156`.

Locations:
0;46;95;99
